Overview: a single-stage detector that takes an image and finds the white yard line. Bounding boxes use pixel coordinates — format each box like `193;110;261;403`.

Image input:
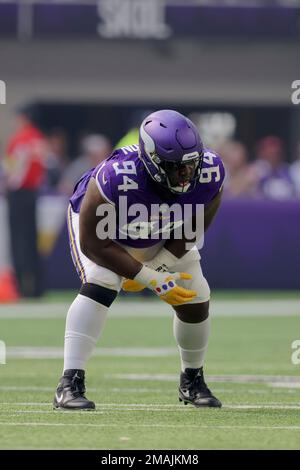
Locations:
0;422;300;430
1;403;300;411
107;373;300;386
0;299;300;318
6;346;300;389
1;372;300;387
2;406;300;412
6;346;178;359
225;404;300;410
0;385;298;394
269;382;300;389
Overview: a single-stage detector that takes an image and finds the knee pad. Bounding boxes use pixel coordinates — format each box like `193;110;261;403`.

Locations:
79;283;118;307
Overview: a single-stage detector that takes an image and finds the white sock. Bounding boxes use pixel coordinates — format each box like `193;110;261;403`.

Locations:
63;294;108;372
173;315;211;372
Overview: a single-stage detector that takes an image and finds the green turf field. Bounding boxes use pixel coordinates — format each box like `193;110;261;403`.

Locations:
0;293;300;450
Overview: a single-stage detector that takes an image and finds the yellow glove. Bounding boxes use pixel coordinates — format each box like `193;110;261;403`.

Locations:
133;266;197;306
122;278;146;292
122;247;177;292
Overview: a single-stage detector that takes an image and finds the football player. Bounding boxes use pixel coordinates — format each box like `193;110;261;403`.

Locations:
53;110;225;410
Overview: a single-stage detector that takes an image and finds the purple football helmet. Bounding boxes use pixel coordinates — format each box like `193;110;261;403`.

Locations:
139;109;204;194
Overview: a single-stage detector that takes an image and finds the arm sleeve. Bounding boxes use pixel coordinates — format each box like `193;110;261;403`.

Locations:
93;161;116;206
206;154;226;202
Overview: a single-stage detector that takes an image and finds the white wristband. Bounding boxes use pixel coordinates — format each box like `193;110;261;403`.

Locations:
134;265;156;286
146;247;178;272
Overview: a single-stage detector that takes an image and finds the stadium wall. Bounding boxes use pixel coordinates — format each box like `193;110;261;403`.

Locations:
1;38;300;144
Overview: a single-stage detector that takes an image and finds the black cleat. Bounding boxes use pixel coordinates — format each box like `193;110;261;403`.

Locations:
53;369;95;410
179;367;222;408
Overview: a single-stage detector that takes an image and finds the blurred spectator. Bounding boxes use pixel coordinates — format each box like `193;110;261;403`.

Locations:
4;104;48;297
219;140;259;197
0;141;5;195
44;128;69;190
59;134;112;195
190;111;236;151
290;141;300;197
254;136;296;200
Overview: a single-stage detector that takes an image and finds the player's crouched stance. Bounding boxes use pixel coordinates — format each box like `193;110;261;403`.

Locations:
53;110;224;410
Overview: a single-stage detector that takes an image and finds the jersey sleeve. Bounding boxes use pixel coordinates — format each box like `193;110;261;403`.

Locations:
201;150;226;202
93;160;117;206
214;154;225;194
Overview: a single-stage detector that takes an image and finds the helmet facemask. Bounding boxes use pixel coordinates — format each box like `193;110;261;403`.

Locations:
149;152;203;194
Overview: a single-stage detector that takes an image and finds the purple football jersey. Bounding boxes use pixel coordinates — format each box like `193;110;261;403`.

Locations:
70;145;225;248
